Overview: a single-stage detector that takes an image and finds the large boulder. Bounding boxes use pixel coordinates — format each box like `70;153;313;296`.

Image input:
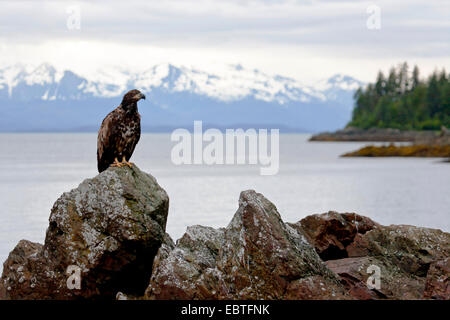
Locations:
145;190;349;300
325;256;426;300
344;224;449;299
0;166;169;300
297;213;450;300
291;211;380;260
346;225;449;275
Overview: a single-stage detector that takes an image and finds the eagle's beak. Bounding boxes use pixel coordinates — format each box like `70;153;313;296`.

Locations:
134;93;146;101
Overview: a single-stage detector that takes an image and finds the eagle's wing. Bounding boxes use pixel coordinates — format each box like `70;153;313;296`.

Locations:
126;113;141;160
97;109;120;172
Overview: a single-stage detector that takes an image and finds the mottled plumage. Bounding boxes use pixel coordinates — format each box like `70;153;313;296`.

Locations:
97;89;146;172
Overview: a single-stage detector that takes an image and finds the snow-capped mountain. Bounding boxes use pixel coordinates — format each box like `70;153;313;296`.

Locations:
0;63;363;132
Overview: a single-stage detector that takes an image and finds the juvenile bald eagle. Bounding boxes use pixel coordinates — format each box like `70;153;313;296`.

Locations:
97;89;146;172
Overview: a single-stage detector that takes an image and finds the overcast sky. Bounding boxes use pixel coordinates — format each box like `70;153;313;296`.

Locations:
0;0;449;83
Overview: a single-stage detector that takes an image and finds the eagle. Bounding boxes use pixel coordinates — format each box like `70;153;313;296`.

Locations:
97;89;146;172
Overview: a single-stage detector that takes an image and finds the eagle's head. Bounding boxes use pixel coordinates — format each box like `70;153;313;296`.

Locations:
121;89;146;107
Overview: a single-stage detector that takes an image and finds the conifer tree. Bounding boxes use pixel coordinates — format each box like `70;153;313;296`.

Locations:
412;65;420;89
347;62;449;130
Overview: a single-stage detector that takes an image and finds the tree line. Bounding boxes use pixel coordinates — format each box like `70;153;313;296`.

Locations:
348;62;449;130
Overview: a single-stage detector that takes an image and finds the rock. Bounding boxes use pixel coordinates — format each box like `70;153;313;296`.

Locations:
2;167;448;300
310;127;443;144
346;225;449;276
342;144;450;157
310;127;439;142
325;256;425;300
290;211;380;260
0;165;169;300
0;240;48;299
292;212;450;300
423;258;449;299
148;233;175;272
329;223;449;299
325;257;384;300
145;190;349;300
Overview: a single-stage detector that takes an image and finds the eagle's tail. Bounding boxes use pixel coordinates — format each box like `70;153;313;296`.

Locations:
97;150;109;173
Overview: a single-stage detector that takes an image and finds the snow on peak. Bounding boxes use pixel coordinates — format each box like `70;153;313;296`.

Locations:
314;73;363;92
0;63;363;103
23;63;65;86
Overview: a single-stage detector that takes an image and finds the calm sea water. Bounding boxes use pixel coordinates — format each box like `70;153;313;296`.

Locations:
0;133;449;272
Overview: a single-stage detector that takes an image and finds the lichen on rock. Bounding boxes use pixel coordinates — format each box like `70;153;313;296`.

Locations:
145;190;349;300
1;168;448;300
295;212;450;299
0;165;169;300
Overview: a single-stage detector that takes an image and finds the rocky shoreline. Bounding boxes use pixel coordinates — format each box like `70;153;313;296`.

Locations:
310;127;443;143
311;127;450;159
1;166;449;300
342;144;450;157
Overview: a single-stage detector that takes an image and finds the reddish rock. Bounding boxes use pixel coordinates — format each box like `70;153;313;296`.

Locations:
329;224;450;299
295;212;450;300
146;204;449;300
0;240;52;300
326;257;380;300
2;168;448;301
326;257;426;300
423;258;450;300
345;233;372;257
291;211;380;260
145;190;350;300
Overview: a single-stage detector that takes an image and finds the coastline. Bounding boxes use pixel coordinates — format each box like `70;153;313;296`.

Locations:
309;127;441;142
311;126;450;159
342;144;450;158
1;166;448;300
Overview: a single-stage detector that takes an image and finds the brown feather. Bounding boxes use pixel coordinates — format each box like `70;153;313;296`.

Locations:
97;90;144;172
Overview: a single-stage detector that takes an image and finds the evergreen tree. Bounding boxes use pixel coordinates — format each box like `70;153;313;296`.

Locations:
386;67;397;96
347;62;449;130
442;83;450;126
438;69;447;84
399;62;409;93
412;65;420;89
375;71;385;97
427;72;441;117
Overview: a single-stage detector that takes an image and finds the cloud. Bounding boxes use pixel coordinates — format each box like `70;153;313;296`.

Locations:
0;0;448;82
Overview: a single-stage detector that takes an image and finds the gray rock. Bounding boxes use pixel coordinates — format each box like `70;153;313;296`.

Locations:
145;190;349;300
0;165;169;299
303;215;450;300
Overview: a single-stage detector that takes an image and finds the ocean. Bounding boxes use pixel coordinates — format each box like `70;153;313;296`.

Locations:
0;133;449;272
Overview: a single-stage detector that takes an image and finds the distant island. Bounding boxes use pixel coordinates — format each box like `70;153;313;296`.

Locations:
311;63;450;158
349;62;449;131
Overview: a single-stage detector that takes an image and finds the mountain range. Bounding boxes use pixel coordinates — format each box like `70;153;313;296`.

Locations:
0;63;363;132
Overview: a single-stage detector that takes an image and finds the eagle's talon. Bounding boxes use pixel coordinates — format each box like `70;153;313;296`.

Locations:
110;158;123;168
120;156;133;168
125;162;134;168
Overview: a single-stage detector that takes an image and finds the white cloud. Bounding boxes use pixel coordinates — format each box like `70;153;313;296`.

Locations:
0;0;448;83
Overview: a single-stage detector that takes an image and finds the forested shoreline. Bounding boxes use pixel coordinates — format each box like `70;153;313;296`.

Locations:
348;63;449;130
